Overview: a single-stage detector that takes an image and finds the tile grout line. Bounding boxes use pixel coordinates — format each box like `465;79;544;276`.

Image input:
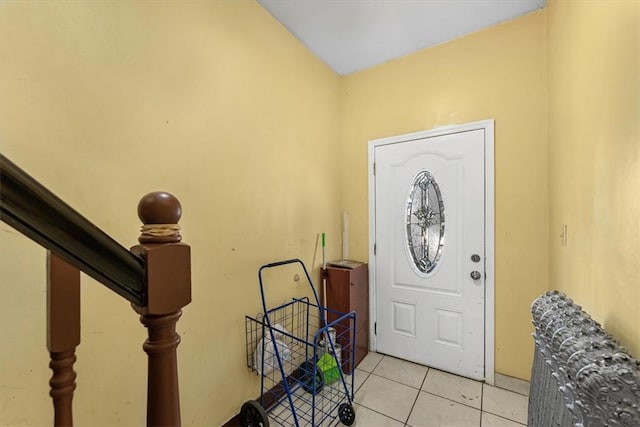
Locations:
483;411;528;426
353;369;370;394
354;403;408;425
370;354;385;371
356;354;529;426
494;374;531;397
362;367;486;422
494;388;530;397
403;367;430;426
365;371;429;391
480;382;484;427
481;408;528;425
482;383;529;425
494;373;531;397
356;354;414;425
419;390;483;412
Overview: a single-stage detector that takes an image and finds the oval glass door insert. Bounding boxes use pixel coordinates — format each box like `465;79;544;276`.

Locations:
406;170;445;273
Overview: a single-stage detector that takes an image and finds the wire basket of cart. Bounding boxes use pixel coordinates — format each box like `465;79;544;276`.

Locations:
241;259;357;426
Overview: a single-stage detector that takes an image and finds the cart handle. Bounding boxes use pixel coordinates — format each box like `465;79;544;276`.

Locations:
258;258;324;328
259;258;303;270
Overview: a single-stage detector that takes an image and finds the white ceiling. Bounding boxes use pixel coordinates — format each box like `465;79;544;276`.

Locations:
258;0;546;75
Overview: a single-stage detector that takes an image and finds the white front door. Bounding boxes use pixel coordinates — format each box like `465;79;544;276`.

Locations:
372;125;488;380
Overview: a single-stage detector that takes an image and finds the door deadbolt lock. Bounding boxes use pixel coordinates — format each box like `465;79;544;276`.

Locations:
471;254;481;263
470;271;482;280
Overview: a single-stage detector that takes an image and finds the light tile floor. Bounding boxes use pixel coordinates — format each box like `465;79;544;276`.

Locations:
350;352;529;426
269;351;530;426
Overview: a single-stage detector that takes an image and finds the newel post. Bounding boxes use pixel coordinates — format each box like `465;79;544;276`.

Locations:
131;192;191;427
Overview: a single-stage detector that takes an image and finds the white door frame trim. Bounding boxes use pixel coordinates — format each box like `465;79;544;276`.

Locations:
367;119;495;385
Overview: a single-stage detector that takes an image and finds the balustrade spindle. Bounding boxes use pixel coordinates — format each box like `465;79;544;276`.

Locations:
47;252;81;427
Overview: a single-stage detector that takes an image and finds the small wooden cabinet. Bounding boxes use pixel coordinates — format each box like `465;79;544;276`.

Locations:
323;263;368;374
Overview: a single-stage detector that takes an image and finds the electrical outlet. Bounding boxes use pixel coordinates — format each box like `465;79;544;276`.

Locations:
560;224;568;247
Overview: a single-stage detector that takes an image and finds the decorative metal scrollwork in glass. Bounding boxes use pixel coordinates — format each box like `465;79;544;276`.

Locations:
406;171;445;274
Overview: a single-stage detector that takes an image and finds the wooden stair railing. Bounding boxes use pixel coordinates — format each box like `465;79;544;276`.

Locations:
0;154;191;426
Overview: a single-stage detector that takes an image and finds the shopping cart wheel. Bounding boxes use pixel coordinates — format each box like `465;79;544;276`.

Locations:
240;400;269;427
338;403;355;426
299;360;324;394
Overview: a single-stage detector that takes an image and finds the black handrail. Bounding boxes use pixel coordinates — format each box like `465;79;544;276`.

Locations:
0;154;145;305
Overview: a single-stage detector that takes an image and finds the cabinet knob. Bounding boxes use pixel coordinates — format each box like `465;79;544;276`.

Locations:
350;282;355;286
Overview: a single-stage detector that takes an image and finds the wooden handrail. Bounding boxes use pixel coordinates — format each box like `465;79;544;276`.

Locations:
0;154;145;305
1;154;191;426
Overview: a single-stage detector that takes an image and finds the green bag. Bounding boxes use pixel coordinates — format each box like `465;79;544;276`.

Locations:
317;352;340;384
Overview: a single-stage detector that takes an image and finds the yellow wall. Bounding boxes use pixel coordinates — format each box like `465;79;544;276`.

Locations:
340;11;548;380
0;2;341;425
2;0;639;425
547;0;640;357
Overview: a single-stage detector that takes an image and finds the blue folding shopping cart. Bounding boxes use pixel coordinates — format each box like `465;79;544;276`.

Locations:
242;259;356;426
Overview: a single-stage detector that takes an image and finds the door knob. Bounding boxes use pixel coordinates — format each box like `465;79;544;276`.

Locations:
470;271;482;280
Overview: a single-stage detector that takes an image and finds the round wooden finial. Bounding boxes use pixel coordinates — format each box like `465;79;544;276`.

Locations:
138;192;182;243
